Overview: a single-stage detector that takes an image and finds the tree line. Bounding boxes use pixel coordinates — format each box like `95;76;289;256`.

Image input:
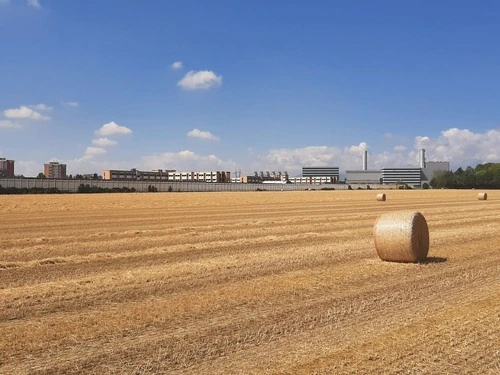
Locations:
430;163;500;189
0;184;136;194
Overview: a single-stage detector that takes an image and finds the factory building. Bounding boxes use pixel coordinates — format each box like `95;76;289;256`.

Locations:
103;169;231;183
288;176;338;184
345;170;382;184
0;158;15;178
238;171;289;184
381;168;423;186
346;149;450;187
345;150;382;184
103;169;172;181
300;167;339;183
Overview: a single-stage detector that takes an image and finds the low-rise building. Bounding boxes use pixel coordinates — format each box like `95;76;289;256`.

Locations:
381;167;422;186
288;176;337;184
345;170;382;185
241;175;262;184
302;167;340;183
103;169;173;181
241;171;289;184
102;169;231;183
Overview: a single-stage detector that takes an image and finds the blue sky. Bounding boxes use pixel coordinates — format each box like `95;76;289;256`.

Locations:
1;0;500;177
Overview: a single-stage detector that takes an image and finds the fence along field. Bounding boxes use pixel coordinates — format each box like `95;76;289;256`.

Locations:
0;190;498;374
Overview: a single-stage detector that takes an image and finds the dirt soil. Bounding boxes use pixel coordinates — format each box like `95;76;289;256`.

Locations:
0;190;498;374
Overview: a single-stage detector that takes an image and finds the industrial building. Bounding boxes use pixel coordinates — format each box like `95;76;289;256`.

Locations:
103;169;172;181
103;169;231;183
345;170;382;185
345;150;382;184
240;175;269;183
288;176;339;184
295;166;340;183
346;149;450;187
381;168;423;186
0;158;15;178
44;161;67;179
236;171;289;184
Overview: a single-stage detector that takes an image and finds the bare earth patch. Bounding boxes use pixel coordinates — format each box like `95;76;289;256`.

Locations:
0;190;498;374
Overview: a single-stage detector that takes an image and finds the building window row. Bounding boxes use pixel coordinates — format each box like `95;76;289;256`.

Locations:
102;169;231;183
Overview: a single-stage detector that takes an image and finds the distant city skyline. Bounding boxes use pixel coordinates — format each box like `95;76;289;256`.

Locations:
1;0;500;177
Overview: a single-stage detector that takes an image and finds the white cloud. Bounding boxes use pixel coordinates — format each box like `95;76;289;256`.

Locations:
14;160;40;177
0;120;20;128
95;121;132;136
141;150;238;172
27;0;40;8
82;146;107;160
187;128;220;141
411;127;500;168
347;142;368;154
171;61;183;70
3;106;50;121
177;70;222;90
62;101;79;107
258;146;343;175
92;137;118;147
74;122;132;165
257;144;416;176
65;158;132;176
254;127;500;176
30;103;52;111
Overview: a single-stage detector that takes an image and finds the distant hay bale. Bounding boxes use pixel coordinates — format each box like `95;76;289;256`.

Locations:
373;211;429;263
376;193;386;201
477;192;488;200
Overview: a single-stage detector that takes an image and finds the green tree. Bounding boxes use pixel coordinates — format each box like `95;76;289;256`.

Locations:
431;163;500;189
462;167;475;188
36;173;46;179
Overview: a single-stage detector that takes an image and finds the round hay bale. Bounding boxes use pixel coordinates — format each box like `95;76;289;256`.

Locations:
477;192;488;200
376;193;386;201
373;211;429;263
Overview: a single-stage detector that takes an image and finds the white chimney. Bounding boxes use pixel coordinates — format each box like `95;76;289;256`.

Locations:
362;150;368;171
419;149;426;168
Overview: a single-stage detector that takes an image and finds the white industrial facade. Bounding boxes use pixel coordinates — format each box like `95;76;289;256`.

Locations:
345;170;382;184
288;176;337;184
301;167;339;183
347;149;450;187
381;168;423;186
103;169;231;183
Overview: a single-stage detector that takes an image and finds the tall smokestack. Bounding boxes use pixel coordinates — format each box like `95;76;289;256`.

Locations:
362;150;368;171
419;149;426;168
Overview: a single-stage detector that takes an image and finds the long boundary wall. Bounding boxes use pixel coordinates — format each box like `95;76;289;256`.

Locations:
0;179;387;193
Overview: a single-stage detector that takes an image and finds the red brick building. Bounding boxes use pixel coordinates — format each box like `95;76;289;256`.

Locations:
44;161;67;179
0;158;14;177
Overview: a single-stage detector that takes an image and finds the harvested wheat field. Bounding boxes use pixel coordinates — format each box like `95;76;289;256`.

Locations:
0;190;499;375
